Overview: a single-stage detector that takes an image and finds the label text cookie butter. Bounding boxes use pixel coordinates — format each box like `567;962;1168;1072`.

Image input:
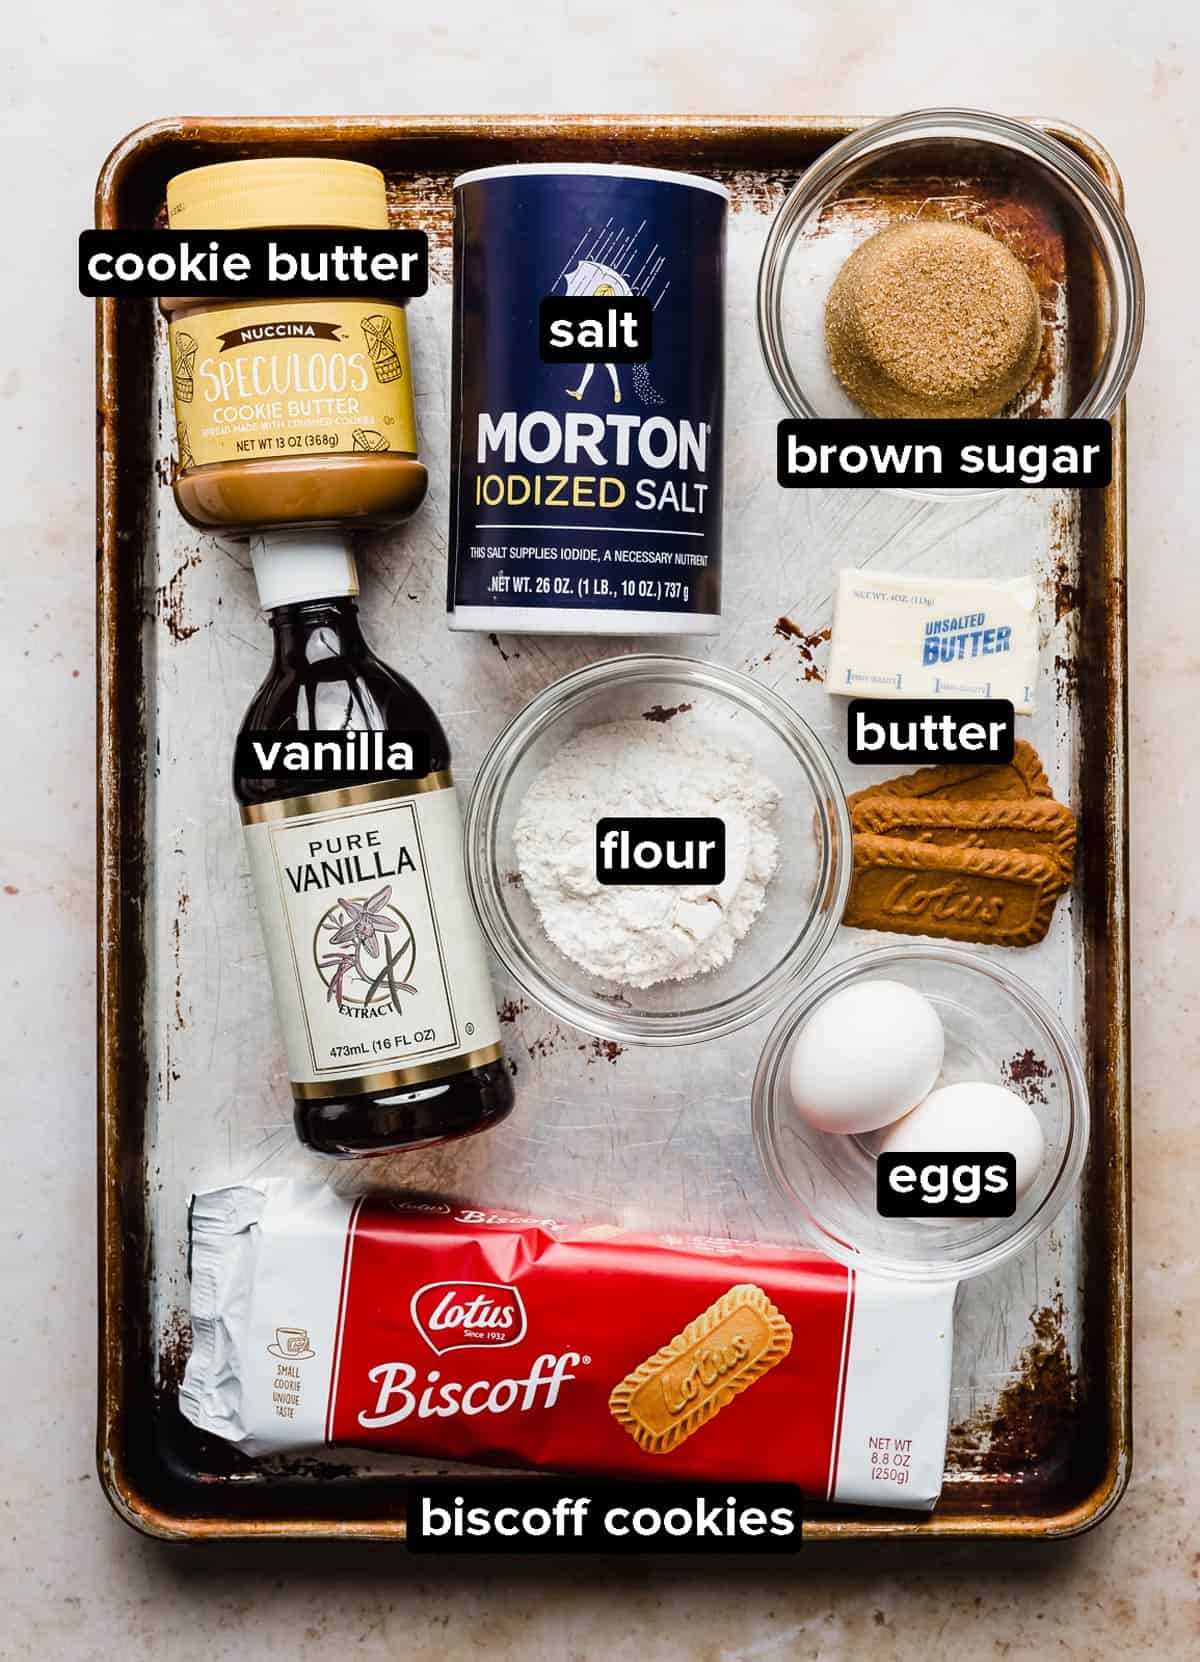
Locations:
80;229;428;298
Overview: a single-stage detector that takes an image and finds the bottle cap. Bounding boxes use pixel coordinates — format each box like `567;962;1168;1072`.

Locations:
167;157;390;231
248;530;360;611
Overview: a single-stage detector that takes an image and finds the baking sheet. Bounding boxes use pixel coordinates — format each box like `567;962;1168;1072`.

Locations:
96;117;1130;1539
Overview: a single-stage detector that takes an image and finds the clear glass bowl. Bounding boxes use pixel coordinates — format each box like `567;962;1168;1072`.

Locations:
752;944;1090;1281
465;655;851;1045
758;108;1144;447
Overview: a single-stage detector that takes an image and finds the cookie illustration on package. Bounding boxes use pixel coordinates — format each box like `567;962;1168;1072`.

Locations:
361;313;405;383
172;330;197;403
608;1283;793;1454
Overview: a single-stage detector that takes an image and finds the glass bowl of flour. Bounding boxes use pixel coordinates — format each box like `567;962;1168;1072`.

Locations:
465;655;852;1045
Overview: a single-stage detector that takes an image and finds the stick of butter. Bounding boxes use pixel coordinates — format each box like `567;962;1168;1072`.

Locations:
827;569;1040;714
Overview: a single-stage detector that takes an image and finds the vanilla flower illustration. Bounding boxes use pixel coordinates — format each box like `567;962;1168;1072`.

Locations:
318;888;417;1015
326;886;400;959
318;951;356;1005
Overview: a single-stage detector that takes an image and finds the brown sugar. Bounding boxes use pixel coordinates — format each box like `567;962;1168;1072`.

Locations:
825;221;1042;419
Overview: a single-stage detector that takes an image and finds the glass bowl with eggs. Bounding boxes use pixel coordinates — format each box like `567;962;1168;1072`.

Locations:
752;944;1090;1281
757;108;1144;494
465;654;852;1045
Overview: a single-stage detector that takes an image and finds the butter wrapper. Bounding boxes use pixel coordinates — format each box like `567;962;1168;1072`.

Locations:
827;569;1040;714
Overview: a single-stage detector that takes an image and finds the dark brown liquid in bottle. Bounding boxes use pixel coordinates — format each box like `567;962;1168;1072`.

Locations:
235;597;513;1156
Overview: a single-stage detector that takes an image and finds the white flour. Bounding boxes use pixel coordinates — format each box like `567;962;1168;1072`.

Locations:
513;719;780;989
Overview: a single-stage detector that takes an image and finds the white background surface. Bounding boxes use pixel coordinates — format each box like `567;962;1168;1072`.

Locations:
1;3;1194;1656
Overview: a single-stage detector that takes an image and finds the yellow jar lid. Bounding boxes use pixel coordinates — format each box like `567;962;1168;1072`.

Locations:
167;157;390;231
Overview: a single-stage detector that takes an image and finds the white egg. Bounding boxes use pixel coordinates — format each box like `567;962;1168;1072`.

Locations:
876;1081;1046;1198
787;979;945;1134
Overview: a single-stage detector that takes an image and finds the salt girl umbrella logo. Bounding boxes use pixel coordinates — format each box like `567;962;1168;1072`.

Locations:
312;884;418;1016
554;215;668;408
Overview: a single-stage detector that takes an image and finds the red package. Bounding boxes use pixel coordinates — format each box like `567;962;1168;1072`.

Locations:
182;1181;955;1509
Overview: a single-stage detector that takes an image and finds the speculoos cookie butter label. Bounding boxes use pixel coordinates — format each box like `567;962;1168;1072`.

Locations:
169;299;417;472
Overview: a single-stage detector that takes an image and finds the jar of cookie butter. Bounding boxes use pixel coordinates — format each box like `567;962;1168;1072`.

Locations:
162;158;427;531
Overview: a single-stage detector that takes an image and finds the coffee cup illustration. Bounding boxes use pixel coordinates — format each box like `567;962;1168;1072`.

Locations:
267;1326;316;1361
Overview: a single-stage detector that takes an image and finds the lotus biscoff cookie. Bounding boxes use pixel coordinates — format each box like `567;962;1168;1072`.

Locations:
847;738;1052;809
608;1283;793;1455
851;795;1077;888
845;834;1062;947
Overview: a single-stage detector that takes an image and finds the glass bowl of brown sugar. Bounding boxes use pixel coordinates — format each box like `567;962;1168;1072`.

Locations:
757;108;1144;471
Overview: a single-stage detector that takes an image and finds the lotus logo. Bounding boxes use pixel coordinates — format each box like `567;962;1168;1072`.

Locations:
410;1281;527;1356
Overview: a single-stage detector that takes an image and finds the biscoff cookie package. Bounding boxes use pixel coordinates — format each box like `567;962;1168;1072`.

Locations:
182;1180;956;1510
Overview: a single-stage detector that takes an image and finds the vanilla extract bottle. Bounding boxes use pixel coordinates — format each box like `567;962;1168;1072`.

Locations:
236;531;513;1156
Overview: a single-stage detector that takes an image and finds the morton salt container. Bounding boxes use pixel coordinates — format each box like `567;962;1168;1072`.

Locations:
447;163;727;635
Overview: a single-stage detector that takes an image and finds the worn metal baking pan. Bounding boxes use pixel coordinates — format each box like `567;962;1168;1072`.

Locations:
96;115;1130;1540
